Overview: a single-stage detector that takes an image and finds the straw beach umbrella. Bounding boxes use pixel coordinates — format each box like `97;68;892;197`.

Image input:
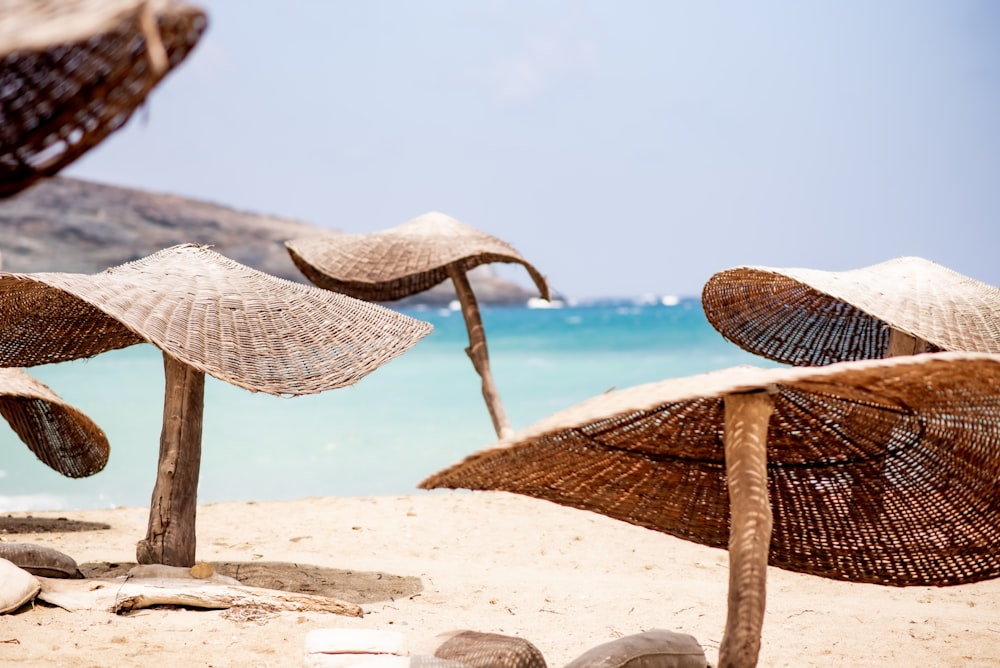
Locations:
0;0;207;197
286;211;551;440
0;244;433;566
701;256;1000;365
421;352;1000;668
0;366;109;477
0;252;108;478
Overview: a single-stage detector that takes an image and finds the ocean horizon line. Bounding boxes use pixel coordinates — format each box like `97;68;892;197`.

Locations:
404;292;700;311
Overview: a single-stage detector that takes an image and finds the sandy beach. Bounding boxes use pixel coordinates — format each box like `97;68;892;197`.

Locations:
2;491;999;667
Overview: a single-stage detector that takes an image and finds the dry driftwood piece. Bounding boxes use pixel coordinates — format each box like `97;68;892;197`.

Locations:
0;542;83;578
36;576;363;617
0;556;40;614
304;629;410;668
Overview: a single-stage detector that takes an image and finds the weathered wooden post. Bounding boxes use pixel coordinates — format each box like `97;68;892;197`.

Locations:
886;328;928;357
136;353;205;566
448;265;513;439
0;245;432;568
286;212;550;441
719;389;775;668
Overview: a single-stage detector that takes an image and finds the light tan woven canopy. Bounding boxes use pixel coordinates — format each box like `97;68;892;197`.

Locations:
0;366;108;477
285;211;550;303
0;0;207;197
0;244;433;395
422;351;1000;587
701;256;1000;366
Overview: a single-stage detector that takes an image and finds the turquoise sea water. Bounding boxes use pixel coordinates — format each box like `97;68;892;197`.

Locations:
1;299;772;512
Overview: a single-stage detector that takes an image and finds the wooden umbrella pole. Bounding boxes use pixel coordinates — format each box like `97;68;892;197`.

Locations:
447;264;514;439
719;390;775;668
136;352;205;566
887;327;927;357
138;0;169;76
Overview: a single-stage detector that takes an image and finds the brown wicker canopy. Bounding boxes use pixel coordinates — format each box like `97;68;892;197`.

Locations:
285;211;550;303
0;244;433;566
287;211;550;440
0;243;433;395
0;0;207;198
422;352;1000;588
701;257;1000;366
424;352;1000;666
0;366;108;477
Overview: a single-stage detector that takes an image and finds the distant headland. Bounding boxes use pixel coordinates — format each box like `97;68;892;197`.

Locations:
0;177;537;306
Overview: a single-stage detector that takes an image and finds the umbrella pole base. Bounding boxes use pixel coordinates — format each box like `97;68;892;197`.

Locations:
887;328;928;356
137;353;205;567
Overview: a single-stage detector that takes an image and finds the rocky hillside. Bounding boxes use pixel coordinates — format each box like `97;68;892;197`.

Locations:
0;177;537;305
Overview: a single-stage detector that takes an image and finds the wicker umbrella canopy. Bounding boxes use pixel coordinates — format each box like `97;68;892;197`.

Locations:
0;366;109;477
0;0;207;198
422;351;1000;587
422;352;1000;666
285;211;550;303
701;256;1000;366
0;243;433;394
0;243;433;566
287;211;550;440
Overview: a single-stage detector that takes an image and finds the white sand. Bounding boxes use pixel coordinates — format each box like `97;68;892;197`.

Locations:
2;491;999;667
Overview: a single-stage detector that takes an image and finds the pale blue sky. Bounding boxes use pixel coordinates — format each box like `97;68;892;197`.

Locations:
67;1;999;299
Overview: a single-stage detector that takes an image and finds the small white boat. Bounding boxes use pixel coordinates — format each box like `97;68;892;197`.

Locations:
526;297;565;309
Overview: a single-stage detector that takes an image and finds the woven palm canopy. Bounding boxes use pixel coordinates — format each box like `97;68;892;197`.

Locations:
0;366;108;477
0;0;207;198
285;211;550;303
0;243;433;395
422;351;1000;588
288;211;549;440
701;256;1000;366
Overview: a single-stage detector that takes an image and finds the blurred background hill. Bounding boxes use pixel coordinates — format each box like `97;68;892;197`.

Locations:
0;177;537;306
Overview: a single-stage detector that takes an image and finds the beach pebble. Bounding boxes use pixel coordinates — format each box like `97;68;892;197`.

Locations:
563;629;709;667
0;556;41;614
0;542;83;579
418;630;547;668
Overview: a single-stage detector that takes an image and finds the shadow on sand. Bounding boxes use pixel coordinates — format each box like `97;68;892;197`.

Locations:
79;560;423;605
0;515;111;534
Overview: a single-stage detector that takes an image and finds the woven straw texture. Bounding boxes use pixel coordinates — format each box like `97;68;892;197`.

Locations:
702;256;1000;366
0;366;108;477
0;0;207;198
422;352;1000;587
0;244;433;395
426;631;547;668
285;212;550;303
